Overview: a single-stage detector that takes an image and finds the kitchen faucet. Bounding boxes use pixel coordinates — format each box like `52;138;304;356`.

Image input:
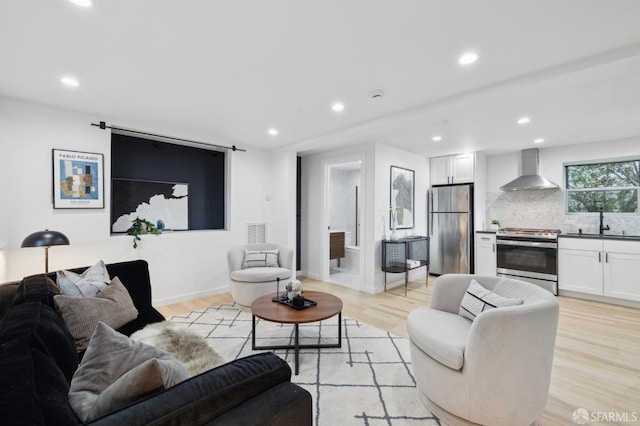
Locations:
599;207;610;235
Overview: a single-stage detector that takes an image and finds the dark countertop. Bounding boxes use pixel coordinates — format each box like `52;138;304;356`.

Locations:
476;230;497;234
559;233;640;242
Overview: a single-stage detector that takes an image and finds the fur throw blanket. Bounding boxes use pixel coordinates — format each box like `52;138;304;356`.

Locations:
131;321;225;376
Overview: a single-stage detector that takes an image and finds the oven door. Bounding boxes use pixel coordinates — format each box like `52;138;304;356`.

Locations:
496;239;557;281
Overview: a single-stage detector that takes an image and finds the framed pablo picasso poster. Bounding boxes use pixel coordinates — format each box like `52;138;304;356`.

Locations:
52;149;104;209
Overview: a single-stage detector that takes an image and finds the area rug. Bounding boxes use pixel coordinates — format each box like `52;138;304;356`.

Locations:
169;302;441;426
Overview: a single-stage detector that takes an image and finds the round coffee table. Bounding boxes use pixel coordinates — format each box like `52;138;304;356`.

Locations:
251;290;343;375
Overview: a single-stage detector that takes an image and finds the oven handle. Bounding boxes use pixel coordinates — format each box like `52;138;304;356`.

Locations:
496;239;557;249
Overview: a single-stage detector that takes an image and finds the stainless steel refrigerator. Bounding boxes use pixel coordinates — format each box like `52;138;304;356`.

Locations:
427;184;473;275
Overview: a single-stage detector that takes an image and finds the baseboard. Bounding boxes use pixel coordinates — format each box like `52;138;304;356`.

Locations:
300;271;322;281
558;290;640;308
153;285;230;306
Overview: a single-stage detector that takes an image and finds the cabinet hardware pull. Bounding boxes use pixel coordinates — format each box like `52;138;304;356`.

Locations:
492;244;495;253
605;252;608;263
598;252;601;263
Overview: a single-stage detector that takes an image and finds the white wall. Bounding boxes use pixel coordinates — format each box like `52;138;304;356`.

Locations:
269;149;298;270
486;138;640;234
0;126;8;281
373;143;429;290
300;142;429;294
0;96;278;304
301;145;374;291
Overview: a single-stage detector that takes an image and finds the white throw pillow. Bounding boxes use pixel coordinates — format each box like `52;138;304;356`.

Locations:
459;279;524;322
241;249;280;269
57;260;111;297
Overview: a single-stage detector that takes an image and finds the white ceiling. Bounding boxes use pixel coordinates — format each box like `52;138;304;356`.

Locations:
2;0;640;157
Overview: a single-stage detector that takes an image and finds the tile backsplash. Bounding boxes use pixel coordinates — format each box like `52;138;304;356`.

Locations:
486;189;640;235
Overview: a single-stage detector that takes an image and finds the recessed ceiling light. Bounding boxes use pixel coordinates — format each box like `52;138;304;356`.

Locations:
432;135;443;142
268;128;278;136
60;76;80;87
69;0;93;7
332;102;345;112
458;52;478;65
533;138;545;144
517;116;531;125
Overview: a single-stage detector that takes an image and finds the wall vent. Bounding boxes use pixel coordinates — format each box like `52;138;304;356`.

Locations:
246;223;266;244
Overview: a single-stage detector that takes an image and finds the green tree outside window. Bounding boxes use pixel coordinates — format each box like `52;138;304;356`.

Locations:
565;160;639;213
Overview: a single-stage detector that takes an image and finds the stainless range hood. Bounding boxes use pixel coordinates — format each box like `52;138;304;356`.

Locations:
500;148;558;191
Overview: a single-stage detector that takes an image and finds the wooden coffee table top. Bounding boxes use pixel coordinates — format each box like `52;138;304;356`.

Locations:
251;290;343;324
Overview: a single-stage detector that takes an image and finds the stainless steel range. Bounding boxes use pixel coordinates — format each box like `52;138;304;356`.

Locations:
495;228;560;295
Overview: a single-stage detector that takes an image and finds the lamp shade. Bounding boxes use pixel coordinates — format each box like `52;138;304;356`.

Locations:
21;230;70;248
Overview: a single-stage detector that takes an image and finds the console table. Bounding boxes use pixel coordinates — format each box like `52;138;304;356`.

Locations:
381;236;429;295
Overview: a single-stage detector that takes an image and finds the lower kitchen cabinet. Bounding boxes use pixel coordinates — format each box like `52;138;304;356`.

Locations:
558;237;640;302
475;232;496;276
605;250;640;300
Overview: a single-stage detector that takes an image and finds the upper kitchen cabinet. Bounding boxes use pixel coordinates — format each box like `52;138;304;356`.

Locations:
430;153;475;185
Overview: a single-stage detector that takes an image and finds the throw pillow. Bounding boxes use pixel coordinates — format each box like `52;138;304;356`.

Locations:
69;322;189;422
459;279;524;322
241;249;279;269
54;277;138;350
57;260;110;297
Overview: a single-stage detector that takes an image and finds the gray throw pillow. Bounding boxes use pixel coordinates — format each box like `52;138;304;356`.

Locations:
459;279;523;322
54;277;138;350
57;260;110;297
241;249;279;269
69;322;189;422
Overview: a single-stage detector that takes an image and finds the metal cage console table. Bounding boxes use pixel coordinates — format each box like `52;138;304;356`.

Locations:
381;236;429;295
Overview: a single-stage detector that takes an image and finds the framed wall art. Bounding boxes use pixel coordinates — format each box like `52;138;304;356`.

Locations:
390;165;415;229
52;149;104;209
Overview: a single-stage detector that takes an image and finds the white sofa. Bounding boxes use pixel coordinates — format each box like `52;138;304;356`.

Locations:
227;243;293;306
406;274;559;426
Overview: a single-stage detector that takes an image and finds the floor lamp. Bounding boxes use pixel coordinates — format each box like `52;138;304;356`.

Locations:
21;229;70;273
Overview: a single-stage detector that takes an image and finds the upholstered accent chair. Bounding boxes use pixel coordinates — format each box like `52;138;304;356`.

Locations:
406;274;559;426
227;243;294;306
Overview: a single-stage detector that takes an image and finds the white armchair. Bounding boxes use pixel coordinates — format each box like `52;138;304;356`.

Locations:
227;243;294;306
406;274;559;426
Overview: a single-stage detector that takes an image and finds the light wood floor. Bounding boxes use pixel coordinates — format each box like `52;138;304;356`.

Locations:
157;276;640;426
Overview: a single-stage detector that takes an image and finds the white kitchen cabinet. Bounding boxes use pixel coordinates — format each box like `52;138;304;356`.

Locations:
558;237;640;301
475;232;496;276
430;156;451;185
603;241;640;301
430;153;475;185
558;238;602;294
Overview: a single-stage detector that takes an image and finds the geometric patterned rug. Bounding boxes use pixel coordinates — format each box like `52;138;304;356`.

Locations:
170;303;441;425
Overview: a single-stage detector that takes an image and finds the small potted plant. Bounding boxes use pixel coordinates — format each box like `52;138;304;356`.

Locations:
490;219;500;231
126;217;161;248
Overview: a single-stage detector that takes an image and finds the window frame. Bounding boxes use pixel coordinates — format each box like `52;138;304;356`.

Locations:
563;156;640;216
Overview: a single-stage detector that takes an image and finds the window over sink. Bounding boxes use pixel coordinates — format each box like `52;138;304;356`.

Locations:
565;158;639;214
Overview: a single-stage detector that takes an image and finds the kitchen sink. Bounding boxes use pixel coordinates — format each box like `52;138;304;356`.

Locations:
564;232;640;240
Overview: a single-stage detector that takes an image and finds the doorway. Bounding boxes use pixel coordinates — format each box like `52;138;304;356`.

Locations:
325;159;363;289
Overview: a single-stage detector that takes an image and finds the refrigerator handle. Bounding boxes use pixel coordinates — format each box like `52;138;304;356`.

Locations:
427;190;433;236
